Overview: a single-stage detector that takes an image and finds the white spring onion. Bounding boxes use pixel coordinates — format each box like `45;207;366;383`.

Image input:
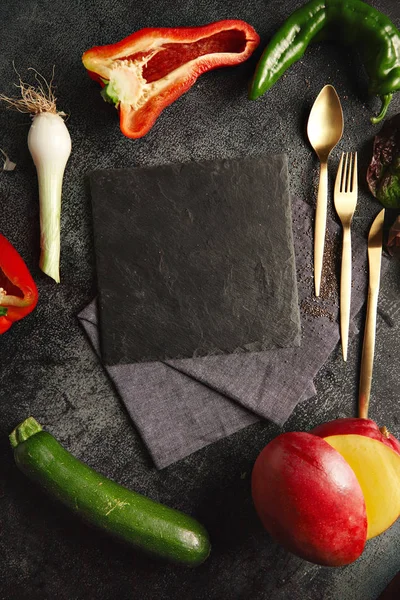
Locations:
0;70;71;283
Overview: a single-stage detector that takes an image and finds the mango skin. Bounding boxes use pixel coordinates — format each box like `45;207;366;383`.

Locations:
311;418;400;456
251;432;367;566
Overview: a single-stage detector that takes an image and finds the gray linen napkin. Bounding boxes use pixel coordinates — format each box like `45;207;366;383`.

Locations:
78;196;375;469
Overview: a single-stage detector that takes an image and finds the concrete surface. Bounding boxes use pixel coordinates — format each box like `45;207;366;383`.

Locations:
1;1;400;598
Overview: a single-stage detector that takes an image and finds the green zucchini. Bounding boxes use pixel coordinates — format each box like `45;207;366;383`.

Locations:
10;417;211;566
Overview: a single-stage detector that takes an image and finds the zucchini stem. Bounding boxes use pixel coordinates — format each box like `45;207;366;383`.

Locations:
9;417;42;448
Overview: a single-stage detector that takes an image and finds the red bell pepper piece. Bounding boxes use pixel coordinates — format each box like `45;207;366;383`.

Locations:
82;20;260;138
0;234;38;334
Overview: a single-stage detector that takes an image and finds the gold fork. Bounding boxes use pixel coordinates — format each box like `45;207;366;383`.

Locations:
334;152;358;361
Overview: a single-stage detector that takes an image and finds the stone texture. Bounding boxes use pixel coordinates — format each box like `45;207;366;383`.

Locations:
90;154;300;364
1;0;400;599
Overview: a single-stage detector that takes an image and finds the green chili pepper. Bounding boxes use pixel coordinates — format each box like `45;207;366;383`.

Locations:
249;0;400;124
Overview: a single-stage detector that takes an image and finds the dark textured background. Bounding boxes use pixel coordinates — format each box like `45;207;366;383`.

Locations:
1;1;400;598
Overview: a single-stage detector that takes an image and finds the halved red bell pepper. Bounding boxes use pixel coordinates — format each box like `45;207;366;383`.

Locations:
0;234;38;334
82;20;260;138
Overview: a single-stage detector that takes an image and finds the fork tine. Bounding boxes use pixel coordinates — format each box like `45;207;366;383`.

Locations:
335;152;344;194
352;152;358;192
343;152;350;193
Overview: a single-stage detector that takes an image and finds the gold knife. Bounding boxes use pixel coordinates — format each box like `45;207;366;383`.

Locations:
359;209;385;419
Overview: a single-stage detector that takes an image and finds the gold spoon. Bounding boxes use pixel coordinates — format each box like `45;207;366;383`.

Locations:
307;85;344;296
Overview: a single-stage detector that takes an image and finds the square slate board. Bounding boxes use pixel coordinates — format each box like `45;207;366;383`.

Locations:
89;154;301;364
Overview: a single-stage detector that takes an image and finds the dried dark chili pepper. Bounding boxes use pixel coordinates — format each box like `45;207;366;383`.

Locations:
82;20;259;138
249;0;400;124
0;234;38;334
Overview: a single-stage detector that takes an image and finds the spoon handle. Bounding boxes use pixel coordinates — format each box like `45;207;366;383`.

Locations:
314;161;328;296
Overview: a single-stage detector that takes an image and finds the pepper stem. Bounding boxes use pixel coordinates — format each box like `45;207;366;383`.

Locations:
371;94;392;125
0;307;7;316
9;417;43;449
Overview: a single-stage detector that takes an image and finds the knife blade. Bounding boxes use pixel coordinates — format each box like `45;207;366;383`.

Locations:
359;209;385;419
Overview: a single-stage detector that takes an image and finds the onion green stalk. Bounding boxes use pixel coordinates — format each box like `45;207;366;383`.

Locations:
0;70;71;283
